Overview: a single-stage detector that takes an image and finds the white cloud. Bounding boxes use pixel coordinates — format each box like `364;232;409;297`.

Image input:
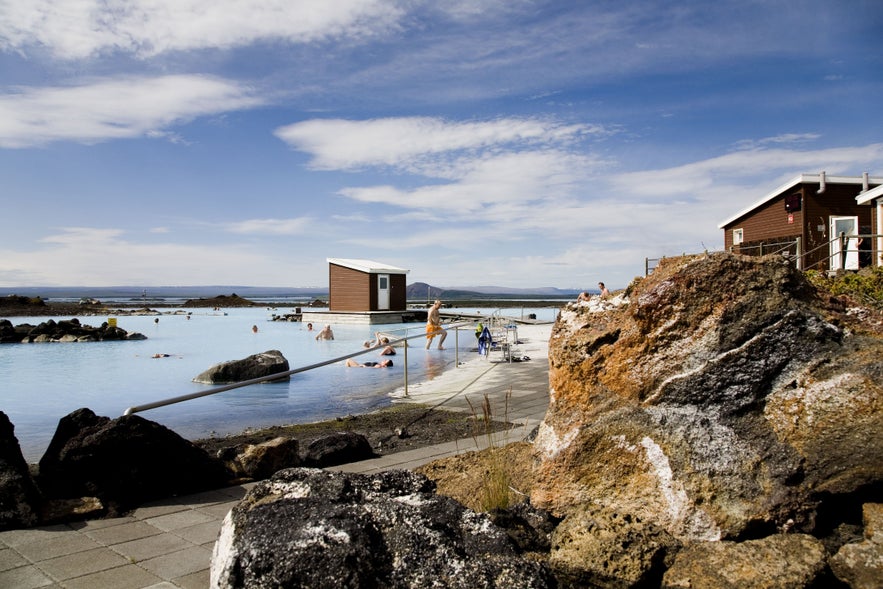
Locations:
0;0;405;59
0;75;263;147
274;116;599;172
339;149;601;214
610;144;883;200
277;116;609;218
1;227;308;286
224;217;313;235
40;227;124;245
733;133;822;151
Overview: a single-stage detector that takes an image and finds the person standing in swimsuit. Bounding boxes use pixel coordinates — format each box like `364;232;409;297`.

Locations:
425;299;446;350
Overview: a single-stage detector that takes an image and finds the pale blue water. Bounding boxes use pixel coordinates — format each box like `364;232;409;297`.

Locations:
1;305;560;462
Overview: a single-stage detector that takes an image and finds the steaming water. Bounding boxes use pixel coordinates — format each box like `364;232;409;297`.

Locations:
1;305;559;462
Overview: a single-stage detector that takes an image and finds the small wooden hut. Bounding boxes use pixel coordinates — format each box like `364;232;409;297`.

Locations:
326;258;409;312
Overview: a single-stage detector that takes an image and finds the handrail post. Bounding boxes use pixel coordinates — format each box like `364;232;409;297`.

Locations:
403;337;409;398
455;326;459;367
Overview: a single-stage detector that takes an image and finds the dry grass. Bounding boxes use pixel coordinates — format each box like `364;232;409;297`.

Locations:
465;391;518;512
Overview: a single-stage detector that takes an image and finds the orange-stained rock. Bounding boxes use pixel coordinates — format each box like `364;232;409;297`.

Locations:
532;253;883;541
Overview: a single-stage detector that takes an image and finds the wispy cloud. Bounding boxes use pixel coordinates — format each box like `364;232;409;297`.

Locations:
338;150;602;214
224;218;313;235
276;116;610;216
0;75;263;148
733;133;822;151
610;143;883;200
274;116;601;172
2;227;302;286
0;0;405;59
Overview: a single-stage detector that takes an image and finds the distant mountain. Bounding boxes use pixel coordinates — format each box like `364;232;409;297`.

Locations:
2;283;579;302
406;282;579;300
450;285;581;296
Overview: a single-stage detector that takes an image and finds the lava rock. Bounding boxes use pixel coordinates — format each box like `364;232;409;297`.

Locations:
193;349;290;384
211;468;555;588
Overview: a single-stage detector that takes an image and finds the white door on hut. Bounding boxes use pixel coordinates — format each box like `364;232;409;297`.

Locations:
829;216;859;270
377;274;390;310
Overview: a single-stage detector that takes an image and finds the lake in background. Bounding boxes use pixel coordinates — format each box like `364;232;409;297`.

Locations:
1;304;561;462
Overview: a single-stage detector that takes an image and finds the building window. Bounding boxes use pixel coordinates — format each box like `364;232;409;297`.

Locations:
733;228;744;245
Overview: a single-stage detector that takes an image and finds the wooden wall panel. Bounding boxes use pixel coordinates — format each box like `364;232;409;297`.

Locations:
329;264;371;311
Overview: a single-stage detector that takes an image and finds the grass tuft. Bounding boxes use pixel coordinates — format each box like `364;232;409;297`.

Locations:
466;390;514;512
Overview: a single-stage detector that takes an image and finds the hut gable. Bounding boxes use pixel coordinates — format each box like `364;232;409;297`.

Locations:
327;258;409;312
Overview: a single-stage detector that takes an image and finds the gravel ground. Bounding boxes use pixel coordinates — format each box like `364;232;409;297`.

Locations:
192;403;514;457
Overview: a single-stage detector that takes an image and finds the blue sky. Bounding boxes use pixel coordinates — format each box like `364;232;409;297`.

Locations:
1;1;882;290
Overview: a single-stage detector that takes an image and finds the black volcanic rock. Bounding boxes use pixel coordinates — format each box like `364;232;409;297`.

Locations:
211;468;555;588
37;408;229;514
182;293;258;307
193;350;290;385
0;412;40;530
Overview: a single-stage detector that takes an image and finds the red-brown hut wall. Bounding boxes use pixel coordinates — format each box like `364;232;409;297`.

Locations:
329;264;371;311
724;192;803;251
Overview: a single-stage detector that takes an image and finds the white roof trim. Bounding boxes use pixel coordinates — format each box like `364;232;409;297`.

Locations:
327;258;410;274
718;174;883;229
856;182;883;205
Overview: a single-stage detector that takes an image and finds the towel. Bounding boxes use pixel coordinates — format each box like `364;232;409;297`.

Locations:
477;326;492;355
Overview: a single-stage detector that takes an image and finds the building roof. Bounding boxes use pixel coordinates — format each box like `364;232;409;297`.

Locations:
717;173;883;229
856;182;883;205
327;258;410;274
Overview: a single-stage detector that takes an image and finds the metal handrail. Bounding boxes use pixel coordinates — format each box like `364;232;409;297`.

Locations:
800;233;879;271
122;320;473;416
731;238;800;258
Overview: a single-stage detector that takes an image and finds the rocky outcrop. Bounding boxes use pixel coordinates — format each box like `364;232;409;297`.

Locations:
302;431;375;467
219;437;302;480
193;349;290;384
211;468;555;588
533;253;883;544
662;533;829;587
0;318;146;343
37;408;229;515
214;432;376;480
830;503;883;589
549;503;680;587
182;293;258;307
0;412;40;530
488;501;560;555
0;294;46;310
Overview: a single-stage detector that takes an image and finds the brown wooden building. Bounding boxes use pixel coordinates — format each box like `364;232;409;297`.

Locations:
718;172;882;271
857;182;883;267
326;258;409;312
